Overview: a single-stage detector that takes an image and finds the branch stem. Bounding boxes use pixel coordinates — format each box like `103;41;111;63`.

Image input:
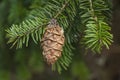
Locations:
89;0;98;22
54;0;70;18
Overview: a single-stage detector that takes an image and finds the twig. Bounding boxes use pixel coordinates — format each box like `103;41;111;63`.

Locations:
54;0;70;18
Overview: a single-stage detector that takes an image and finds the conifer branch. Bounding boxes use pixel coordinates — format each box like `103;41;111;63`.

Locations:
54;0;70;18
6;0;113;73
6;0;74;73
6;0;70;48
80;0;113;52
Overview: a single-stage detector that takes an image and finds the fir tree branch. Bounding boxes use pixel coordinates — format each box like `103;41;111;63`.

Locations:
6;0;113;73
6;0;70;48
6;0;75;73
54;0;70;18
80;0;113;52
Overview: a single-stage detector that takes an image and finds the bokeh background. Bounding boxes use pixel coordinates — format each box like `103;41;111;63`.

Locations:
0;0;120;80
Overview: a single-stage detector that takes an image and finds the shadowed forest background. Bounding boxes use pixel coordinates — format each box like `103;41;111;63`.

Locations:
0;0;120;80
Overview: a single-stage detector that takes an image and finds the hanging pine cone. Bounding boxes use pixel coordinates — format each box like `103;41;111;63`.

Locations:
41;19;65;64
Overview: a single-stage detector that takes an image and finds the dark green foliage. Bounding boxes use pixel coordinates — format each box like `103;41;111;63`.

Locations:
79;0;113;53
6;0;113;73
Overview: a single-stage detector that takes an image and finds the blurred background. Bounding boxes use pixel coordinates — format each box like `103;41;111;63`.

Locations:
0;0;120;80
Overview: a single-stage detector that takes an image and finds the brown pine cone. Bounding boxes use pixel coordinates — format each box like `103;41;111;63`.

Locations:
41;19;65;64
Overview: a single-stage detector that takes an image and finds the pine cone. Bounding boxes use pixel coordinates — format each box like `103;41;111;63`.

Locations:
41;19;65;64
